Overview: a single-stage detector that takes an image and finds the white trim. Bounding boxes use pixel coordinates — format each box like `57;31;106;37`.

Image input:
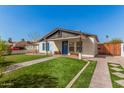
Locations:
82;54;95;57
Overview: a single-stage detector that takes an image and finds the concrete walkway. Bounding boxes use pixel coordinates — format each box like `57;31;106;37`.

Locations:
4;55;60;73
88;57;112;88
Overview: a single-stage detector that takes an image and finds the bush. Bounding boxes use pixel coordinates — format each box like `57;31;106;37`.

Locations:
108;38;123;44
0;56;5;63
6;46;12;55
0;38;7;78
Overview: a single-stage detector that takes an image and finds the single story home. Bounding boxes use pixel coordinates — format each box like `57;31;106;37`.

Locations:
38;28;99;58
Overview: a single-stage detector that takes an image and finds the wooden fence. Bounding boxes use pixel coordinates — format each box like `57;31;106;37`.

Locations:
98;43;121;56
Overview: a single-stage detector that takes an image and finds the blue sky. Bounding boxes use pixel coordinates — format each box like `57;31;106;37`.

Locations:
0;5;124;42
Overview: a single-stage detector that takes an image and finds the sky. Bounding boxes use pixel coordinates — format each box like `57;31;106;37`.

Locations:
0;5;124;42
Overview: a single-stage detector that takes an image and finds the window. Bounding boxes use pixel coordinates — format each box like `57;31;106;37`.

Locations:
42;43;45;50
69;42;74;53
42;42;49;51
46;43;49;51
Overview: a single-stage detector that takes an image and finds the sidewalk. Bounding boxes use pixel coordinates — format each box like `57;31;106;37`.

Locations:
89;58;112;88
5;55;60;74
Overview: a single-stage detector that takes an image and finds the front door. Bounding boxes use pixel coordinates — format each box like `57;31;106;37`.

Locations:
62;41;68;54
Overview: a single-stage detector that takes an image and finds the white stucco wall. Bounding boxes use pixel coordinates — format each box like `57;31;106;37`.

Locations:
39;41;61;54
39;41;55;54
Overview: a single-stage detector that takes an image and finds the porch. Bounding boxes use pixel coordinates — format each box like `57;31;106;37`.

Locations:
45;36;97;58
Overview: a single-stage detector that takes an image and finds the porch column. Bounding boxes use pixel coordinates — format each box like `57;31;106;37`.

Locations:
45;39;48;55
68;41;70;55
79;36;83;60
74;41;76;53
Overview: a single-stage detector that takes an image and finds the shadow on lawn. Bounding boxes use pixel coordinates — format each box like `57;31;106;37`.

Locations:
0;61;15;68
0;74;58;88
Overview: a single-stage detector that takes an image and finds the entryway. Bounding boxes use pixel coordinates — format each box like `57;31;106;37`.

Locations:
62;41;68;54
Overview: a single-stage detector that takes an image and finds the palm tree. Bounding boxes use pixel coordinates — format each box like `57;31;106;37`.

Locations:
106;35;109;42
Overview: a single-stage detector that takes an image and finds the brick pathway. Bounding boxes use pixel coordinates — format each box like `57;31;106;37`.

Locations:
4;55;60;73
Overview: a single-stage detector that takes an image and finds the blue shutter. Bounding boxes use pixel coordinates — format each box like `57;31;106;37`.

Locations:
42;43;45;50
46;43;49;51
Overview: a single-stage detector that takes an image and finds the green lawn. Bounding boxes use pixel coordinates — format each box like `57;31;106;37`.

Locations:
0;54;49;68
72;61;96;88
108;63;124;88
0;57;87;88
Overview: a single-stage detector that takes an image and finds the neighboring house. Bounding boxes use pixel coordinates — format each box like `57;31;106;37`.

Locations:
25;42;39;53
9;41;39;54
38;28;99;57
13;41;28;50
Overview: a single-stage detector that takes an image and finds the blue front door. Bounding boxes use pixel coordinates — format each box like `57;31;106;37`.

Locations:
62;41;68;54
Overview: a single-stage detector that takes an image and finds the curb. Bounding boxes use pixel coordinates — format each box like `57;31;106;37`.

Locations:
66;61;90;88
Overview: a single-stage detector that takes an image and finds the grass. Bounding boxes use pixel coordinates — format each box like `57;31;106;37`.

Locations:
108;63;124;88
0;57;87;88
72;61;97;88
0;54;49;68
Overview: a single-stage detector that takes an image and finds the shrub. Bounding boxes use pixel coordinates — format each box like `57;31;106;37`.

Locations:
6;46;12;55
108;38;123;44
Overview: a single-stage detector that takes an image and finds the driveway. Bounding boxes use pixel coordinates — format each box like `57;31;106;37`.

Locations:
86;55;124;88
105;56;124;67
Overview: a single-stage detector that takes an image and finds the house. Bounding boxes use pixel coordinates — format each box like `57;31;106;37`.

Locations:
10;41;39;54
38;28;99;58
25;41;39;54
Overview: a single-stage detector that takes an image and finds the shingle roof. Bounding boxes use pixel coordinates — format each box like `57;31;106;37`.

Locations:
39;28;99;42
14;41;38;47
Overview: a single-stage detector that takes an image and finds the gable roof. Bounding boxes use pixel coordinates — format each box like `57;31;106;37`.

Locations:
39;28;99;42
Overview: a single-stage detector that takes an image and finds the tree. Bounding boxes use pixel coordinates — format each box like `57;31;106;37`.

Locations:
21;38;25;42
8;37;13;43
109;38;123;43
0;38;7;63
106;35;109;42
6;45;12;55
0;38;8;77
0;39;7;57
